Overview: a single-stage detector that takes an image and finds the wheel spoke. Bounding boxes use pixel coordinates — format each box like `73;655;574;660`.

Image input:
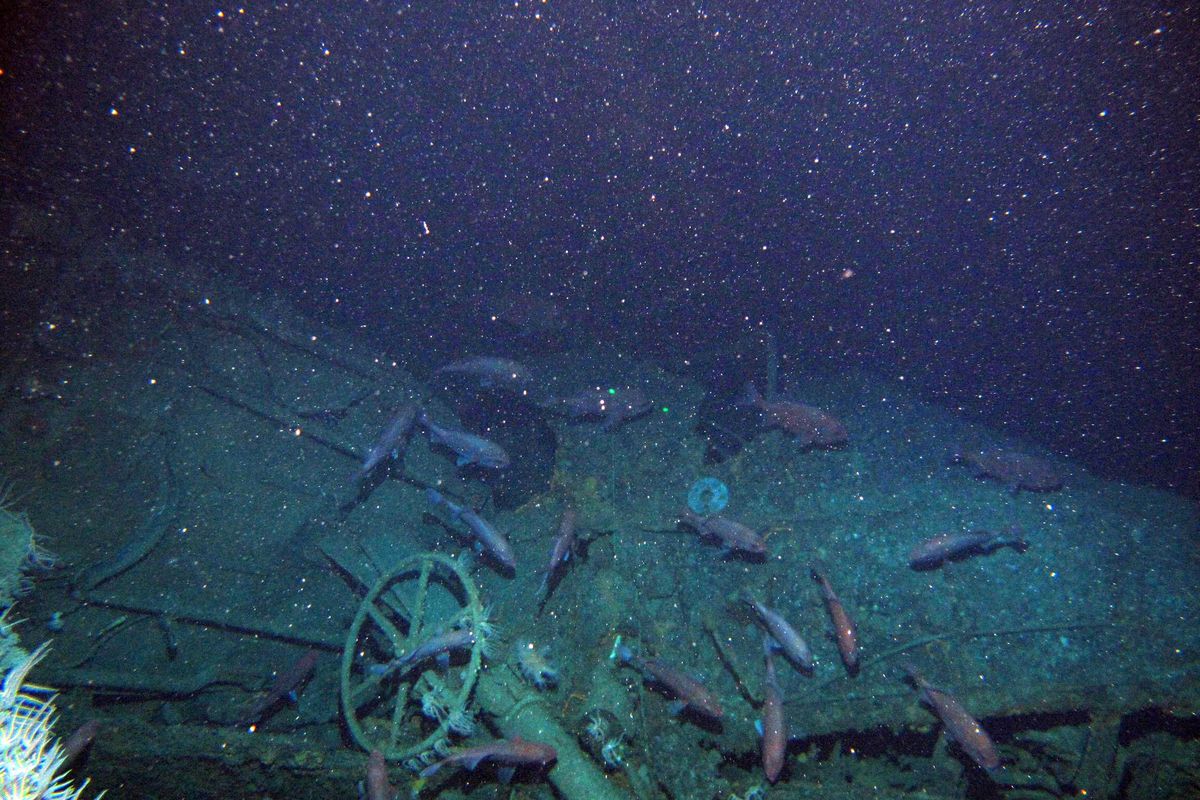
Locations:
367;603;405;646
408;559;433;640
341;553;483;761
349;673;383;705
390;681;411;748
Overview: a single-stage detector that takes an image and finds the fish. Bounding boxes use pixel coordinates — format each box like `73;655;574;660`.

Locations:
740;382;848;448
744;595;814;673
545;386;652;431
760;636;787;783
236;648;320;727
419;736;557;779
679;509;767;558
435;356;533;390
356;401;420;479
419;412;511;468
60;719;101;764
426;488;517;570
614;644;724;720
949;447;1063;494
372;627;476;678
902;662;1001;771
365;750;394;800
540;506;578;594
908;526;1029;571
811;567;859;675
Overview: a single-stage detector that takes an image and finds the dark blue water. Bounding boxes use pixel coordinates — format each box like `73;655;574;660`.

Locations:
2;4;1198;799
3;3;1196;497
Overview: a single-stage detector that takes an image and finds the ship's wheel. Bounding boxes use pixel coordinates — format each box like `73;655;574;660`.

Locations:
340;552;486;760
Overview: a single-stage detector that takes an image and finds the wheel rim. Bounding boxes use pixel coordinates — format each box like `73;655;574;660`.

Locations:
340;552;485;760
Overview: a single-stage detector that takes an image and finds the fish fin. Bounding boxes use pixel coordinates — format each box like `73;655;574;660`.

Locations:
754;718;764;738
435;652;450;670
286;689;298;705
667;700;686;716
497;766;516;784
456;454;470;466
462;753;488;771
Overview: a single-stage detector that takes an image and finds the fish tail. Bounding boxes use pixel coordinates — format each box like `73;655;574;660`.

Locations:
608;636;633;665
994;524;1029;552
809;563;831;595
761;632;778;659
899;658;922;684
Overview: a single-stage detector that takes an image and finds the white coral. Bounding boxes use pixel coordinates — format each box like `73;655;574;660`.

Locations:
446;707;475;736
0;644;97;800
419;689;448;721
0;490;48;612
514;640;558;690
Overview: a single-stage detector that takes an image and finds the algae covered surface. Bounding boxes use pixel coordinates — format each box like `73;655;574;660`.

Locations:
1;5;1198;793
0;237;1195;799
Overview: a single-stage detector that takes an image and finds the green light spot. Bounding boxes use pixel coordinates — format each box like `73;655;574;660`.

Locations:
607;387;616;395
661;406;669;413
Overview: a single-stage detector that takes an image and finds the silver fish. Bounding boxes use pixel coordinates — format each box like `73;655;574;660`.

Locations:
419;412;511;468
426;488;516;569
745;596;814;673
435;356;533;390
357;401;420;479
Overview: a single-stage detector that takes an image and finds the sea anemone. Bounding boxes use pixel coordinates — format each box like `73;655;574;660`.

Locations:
419;689;448;721
513;640;558;690
600;735;628;770
446;708;475;736
472;607;498;657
